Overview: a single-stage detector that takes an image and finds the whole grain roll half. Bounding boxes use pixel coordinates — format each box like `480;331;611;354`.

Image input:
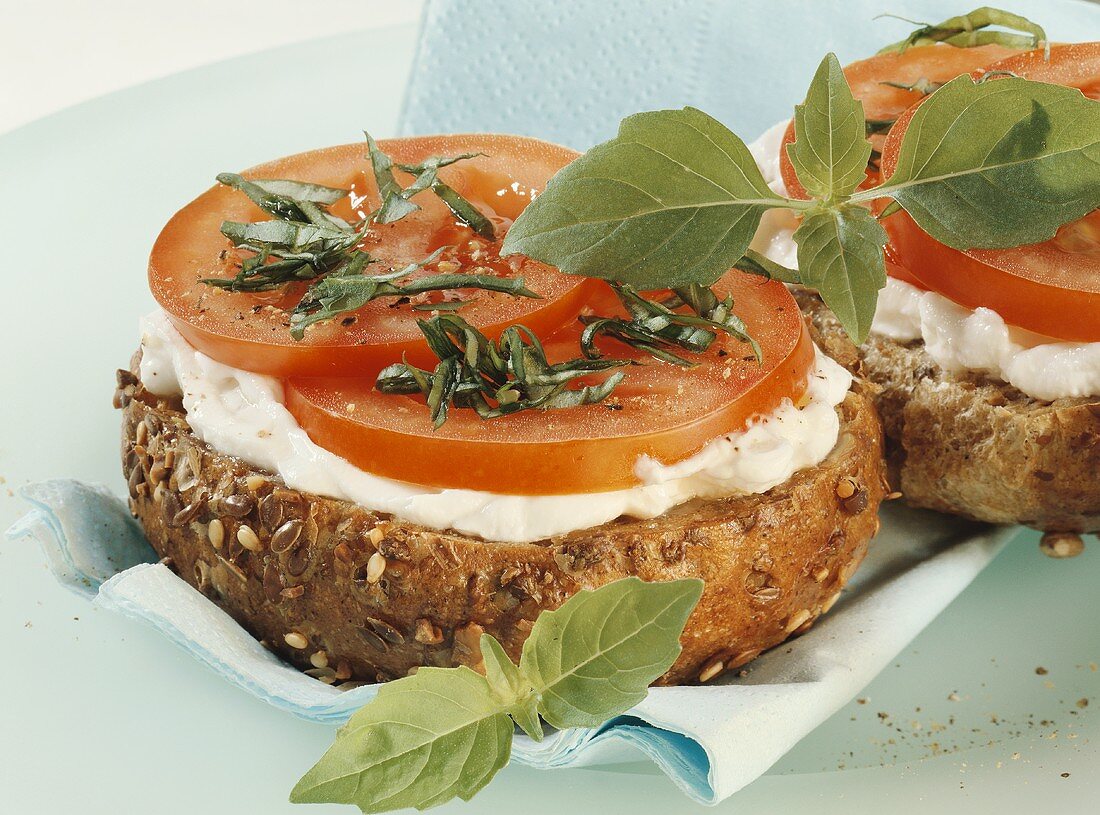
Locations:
796;290;1100;535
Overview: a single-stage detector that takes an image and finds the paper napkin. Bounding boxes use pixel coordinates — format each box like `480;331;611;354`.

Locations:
9;480;1015;804
10;0;1100;804
399;0;1100;150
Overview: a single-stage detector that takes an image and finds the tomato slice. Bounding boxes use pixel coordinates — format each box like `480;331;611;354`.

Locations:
779;44;1019;199
878;43;1100;342
982;42;1100;100
284;272;815;495
149;134;598;378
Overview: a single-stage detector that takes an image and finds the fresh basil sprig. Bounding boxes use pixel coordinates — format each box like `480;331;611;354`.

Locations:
290;577;703;813
501;106;793;291
876;6;1046;55
503;53;1100;344
375;313;630;427
787;53;871;203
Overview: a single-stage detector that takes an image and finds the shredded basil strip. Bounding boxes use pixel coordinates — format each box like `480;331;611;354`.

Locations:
580;283;762;366
375;314;629;428
876;7;1047;55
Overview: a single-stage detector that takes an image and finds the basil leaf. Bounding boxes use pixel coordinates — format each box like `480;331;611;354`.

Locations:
876;7;1046;54
216;172;314;222
221;219;351;251
862;76;1100;249
433;180;496;239
365;130;420;224
519;577;703;729
248;178;347;205
481;633;543;741
793;204;887;343
733;248;802;285
396;155;496;239
502;107;791;289
290;667;512;813
787;53;871;202
292;577;704;811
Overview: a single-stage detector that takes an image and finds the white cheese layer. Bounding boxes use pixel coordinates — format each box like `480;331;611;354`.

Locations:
139;310;851;544
745;120;1100;401
871;278;1100;400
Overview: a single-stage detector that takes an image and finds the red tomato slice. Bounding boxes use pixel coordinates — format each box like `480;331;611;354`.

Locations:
149;135;599;378
983;42;1100;100
779;44;1019;200
878;43;1100;342
285;272;816;495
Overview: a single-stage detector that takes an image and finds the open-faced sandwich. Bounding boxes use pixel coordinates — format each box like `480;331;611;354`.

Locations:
116;132;888;688
758;18;1100;544
105;6;1100;810
114;7;1100;703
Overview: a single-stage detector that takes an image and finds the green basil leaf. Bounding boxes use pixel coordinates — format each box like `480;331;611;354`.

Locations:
502;107;790;289
216;172;314;222
220;219;350;251
787;53;871;201
481;633;543;741
862;76;1100;249
519;577;703;729
876;7;1046;54
432;180;496;239
733;248;802;285
248;178;347;205
289;666;513;813
793;204;887;343
376;191;420;224
365;130;415;219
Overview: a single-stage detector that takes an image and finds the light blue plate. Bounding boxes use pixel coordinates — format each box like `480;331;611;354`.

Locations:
0;5;1097;814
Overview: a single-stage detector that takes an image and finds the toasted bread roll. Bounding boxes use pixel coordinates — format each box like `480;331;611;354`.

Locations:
115;360;886;686
796;291;1100;534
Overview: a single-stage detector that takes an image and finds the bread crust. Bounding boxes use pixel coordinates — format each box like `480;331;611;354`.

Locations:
114;361;886;686
795;290;1100;533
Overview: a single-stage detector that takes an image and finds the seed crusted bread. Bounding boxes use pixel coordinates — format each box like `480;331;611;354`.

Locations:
114;357;886;687
795;290;1100;534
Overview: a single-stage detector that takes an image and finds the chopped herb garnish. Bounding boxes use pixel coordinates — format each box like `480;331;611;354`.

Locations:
365;131;420;224
203;218;366;293
204;136;519;337
375;314;629;428
290;248;539;339
365;130;496;238
580;283;761;367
